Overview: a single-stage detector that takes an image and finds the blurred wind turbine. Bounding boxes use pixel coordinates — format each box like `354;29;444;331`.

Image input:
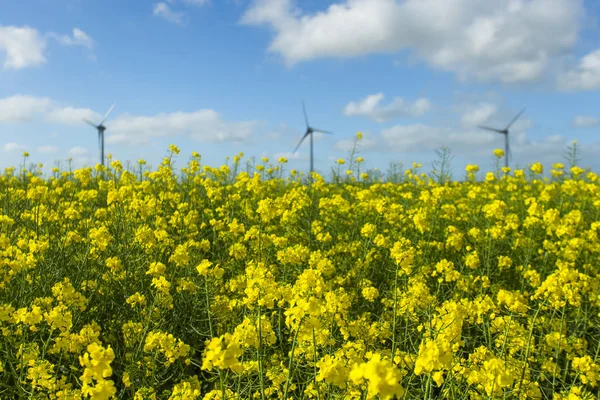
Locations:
83;104;115;167
479;108;525;169
293;101;333;175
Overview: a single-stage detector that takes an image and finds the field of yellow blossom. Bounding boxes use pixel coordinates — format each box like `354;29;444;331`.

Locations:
1;138;600;399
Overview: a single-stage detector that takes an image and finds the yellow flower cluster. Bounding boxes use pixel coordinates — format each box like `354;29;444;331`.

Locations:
0;148;599;399
80;343;117;399
201;333;243;372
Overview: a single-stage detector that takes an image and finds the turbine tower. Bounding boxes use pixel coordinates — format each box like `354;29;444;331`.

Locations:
293;101;333;175
479;108;526;169
84;104;115;167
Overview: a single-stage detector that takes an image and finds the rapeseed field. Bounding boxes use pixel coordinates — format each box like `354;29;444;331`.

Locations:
1;137;599;399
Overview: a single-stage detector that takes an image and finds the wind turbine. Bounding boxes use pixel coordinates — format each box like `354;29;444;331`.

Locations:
293;101;333;175
479;108;525;169
83;104;115;167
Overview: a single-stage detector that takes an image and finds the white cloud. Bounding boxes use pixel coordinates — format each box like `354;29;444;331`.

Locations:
153;2;187;25
181;0;210;5
460;102;497;127
106;134;150;146
0;25;46;69
335;117;534;156
573;115;599;127
46;107;100;125
344;93;430;122
167;0;211;4
69;146;88;156
107;109;259;145
3;142;27;152
241;0;582;83
381;124;482;152
51;28;94;49
0;95;52;122
265;131;281;140
334;134;378;152
0;95;100;125
335;128;600;176
37;145;60;154
0;96;259;147
558;49;600;91
67;154;92;168
273;151;302;160
0;25;95;70
268;122;330;145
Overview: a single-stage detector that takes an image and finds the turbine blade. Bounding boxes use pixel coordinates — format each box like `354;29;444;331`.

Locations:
100;103;116;125
84;118;97;128
312;128;333;135
302;101;309;129
293;132;309;154
478;125;504;134
504;108;526;131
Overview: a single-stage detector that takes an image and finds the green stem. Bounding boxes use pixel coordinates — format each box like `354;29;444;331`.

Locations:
391;261;400;363
424;372;432;400
312;328;320;400
517;302;543;395
283;319;303;400
257;308;266;400
205;277;213;337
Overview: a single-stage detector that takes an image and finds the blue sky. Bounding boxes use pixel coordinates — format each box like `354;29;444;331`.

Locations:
2;0;600;178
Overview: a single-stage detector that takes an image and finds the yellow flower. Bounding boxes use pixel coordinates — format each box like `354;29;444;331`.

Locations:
572;356;600;387
27;360;56;391
196;259;212;276
144;331;190;366
414;339;453;375
201;333;243;373
530;162;544;174
79;343;117;399
485;171;496;182
169;376;202;399
316;354;349;388
467;356;516;396
360;223;376;238
89;226;112;252
493;148;505;158
151;276;171;295
43;305;73;332
122;372;131;388
232;316;277;348
571;165;585;177
126;292;146;308
465;164;480;173
349;353;405;400
146;262;166;277
361;286;379;302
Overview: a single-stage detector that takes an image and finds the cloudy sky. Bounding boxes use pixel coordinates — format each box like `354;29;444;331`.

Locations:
2;0;600;177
